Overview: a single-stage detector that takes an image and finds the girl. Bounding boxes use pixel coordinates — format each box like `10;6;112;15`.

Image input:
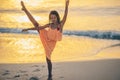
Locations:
21;0;69;80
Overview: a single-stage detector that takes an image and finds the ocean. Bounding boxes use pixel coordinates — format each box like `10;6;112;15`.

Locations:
0;0;120;63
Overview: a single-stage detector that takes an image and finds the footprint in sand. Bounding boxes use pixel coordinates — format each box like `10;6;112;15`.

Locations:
59;76;64;79
42;65;45;68
2;70;10;76
32;65;39;67
19;70;27;73
2;72;10;76
29;77;39;80
33;69;40;72
14;74;20;78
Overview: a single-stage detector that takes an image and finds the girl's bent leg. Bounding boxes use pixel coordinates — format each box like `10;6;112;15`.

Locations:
46;57;52;80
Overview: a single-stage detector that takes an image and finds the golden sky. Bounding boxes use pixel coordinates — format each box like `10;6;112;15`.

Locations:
0;0;120;30
0;0;120;9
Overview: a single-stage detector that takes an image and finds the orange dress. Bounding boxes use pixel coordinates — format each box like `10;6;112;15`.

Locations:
39;26;62;60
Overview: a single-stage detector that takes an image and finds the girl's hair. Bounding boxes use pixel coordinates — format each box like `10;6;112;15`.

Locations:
49;10;60;24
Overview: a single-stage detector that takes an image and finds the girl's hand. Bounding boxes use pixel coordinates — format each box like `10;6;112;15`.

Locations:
22;29;28;32
66;0;69;6
21;1;26;11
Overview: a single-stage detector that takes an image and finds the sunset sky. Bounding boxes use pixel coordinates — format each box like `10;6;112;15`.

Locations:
0;0;120;30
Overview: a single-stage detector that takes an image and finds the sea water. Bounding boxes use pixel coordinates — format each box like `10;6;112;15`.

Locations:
0;0;120;63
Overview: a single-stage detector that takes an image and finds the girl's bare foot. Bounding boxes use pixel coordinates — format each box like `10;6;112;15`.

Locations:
21;1;26;11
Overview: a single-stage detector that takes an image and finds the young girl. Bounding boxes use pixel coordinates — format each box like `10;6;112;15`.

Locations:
21;0;69;80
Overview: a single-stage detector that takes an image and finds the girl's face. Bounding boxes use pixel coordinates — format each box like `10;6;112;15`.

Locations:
50;14;57;24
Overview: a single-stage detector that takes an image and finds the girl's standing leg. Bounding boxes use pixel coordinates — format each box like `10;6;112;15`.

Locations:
46;57;52;80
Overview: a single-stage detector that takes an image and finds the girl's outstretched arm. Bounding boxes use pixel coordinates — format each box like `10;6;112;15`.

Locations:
22;24;49;32
21;1;39;31
61;0;69;28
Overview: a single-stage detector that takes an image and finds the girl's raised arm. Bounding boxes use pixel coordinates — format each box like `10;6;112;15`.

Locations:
61;0;69;28
21;1;39;30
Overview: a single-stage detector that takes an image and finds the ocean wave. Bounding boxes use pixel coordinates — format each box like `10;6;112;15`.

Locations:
0;28;120;40
64;30;120;40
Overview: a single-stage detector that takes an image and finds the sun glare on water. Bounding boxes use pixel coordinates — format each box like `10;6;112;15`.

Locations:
15;39;36;50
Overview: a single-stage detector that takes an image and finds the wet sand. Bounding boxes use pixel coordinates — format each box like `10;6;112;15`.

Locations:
0;59;120;80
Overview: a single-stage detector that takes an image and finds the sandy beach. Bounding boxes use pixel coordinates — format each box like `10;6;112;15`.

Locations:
0;59;120;80
0;0;120;80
